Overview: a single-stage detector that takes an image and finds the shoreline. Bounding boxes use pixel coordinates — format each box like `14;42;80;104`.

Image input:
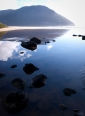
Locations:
0;26;78;32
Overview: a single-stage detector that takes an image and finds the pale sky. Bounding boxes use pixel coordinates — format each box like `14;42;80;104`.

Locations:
0;0;85;26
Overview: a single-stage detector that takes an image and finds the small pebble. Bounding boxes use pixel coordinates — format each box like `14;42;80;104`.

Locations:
47;41;50;43
11;65;17;68
52;40;55;42
0;73;5;78
20;52;24;54
83;88;85;90
59;104;67;110
73;109;79;112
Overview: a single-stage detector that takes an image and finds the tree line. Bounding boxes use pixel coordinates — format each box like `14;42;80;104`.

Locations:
0;22;7;28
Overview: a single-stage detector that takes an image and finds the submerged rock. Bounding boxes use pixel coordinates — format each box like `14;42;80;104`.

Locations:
3;92;29;114
52;40;55;42
30;37;41;44
11;78;26;90
23;63;39;74
10;65;17;68
21;41;37;50
83;88;85;90
63;88;76;96
73;109;79;112
29;74;47;88
59;104;67;110
0;73;5;78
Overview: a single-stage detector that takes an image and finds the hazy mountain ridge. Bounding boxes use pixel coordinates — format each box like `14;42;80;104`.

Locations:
0;5;74;26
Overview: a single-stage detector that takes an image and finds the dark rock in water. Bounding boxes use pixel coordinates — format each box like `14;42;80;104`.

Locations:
20;51;24;54
30;37;41;44
3;92;29;114
52;40;55;42
0;73;5;78
23;63;39;74
47;41;50;43
63;88;76;96
10;65;17;68
78;35;82;37
73;109;79;112
59;104;67;110
11;78;26;90
73;34;77;36
29;74;47;88
21;41;37;50
82;36;85;40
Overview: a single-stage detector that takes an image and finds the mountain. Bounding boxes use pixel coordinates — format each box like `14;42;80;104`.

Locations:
0;5;74;26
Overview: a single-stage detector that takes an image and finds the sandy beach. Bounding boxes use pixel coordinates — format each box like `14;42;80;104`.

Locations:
0;26;76;32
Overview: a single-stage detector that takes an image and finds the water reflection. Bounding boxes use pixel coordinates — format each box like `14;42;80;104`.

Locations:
0;29;68;40
47;45;53;50
0;31;7;38
80;65;85;87
0;73;5;78
0;41;19;61
0;41;32;61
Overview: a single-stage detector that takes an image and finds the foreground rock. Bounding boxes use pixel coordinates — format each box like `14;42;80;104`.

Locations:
63;88;76;96
11;78;26;90
3;92;29;114
0;73;5;78
82;36;85;40
10;65;17;68
21;41;37;50
30;37;41;44
28;74;47;88
23;63;39;74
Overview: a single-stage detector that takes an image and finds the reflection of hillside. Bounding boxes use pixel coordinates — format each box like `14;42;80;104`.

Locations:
0;31;7;39
1;29;69;40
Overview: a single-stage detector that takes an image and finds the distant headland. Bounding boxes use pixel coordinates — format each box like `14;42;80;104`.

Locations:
0;5;74;26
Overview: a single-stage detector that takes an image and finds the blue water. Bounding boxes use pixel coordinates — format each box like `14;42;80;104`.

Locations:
0;28;85;116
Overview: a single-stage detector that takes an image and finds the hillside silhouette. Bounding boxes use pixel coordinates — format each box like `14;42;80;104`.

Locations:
0;5;74;26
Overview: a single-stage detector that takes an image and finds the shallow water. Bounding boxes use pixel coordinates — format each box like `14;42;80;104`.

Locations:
0;28;85;116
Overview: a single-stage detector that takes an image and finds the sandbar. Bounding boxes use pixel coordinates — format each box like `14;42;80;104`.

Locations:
0;26;76;32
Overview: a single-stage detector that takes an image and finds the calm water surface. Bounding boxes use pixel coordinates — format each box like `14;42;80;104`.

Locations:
0;28;85;116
